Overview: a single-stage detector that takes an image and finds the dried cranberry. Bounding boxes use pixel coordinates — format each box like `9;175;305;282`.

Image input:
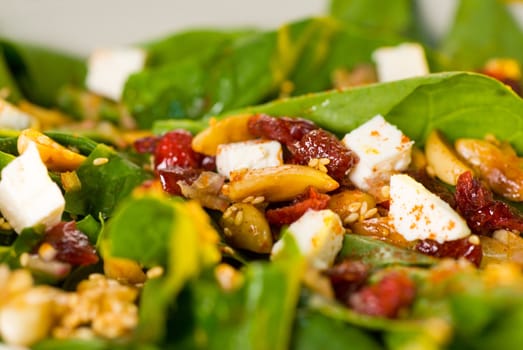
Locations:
154;130;202;170
325;260;369;303
158;166;202;195
349;272;416;318
247;114;317;146
289;129;359;183
44;221;99;266
416;237;482;267
406;169;456;208
455;171;523;235
133;136;158;154
266;187;330;226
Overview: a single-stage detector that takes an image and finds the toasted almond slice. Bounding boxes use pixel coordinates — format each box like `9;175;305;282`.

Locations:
17;129;86;171
425;130;472;185
192;114;255;156
223;164;339;202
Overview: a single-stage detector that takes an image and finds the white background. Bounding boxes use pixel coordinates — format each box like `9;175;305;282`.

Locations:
0;0;325;55
1;0;521;57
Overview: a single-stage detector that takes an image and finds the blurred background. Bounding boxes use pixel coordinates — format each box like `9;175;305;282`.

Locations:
0;0;327;55
0;0;480;56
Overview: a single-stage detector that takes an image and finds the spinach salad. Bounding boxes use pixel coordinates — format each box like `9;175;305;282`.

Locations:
1;0;523;349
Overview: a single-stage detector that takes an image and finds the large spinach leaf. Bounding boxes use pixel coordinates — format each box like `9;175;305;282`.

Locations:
103;193;220;344
329;0;413;36
439;0;523;70
0;39;86;106
234;72;523;151
167;233;304;350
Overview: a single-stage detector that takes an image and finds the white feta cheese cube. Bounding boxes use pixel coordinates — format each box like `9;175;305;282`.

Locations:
0;142;65;233
342;115;413;192
372;43;429;82
85;47;147;101
271;209;345;269
389;174;470;243
0;99;33;130
216;140;283;179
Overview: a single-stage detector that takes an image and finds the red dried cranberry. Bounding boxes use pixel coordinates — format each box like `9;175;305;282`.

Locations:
349;272;416;318
455;171;523;235
289;129;359;183
44;221;99;266
416;237;482;267
266;187;330;226
154;130;202;170
325;260;369;303
247;114;317;146
158;166;202;195
133;136;158;154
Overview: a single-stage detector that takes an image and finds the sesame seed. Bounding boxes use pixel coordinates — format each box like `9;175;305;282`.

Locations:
251;196;265;205
360;201;368;217
38;243;57;261
363;207;378;219
223;227;233;237
348;202;362;213
468;235;480;245
380;185;390;199
242;196;255;203
146;266;164;279
234;210;244;226
343;213;359;225
93;157;109;166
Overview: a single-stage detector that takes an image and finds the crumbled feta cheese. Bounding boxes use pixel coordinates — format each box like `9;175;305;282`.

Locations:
0;142;65;233
389;174;470;243
342;115;413;192
0;99;33;130
372;43;429;82
216;140;283;179
271;209;345;269
85;47;147;101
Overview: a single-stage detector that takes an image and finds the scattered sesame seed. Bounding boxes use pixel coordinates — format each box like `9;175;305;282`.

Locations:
93;157;109;166
146;266;164;279
360;201;368;217
363;208;378;219
348;202;362;213
343;213;360;225
234;210;244;226
468;235;480;245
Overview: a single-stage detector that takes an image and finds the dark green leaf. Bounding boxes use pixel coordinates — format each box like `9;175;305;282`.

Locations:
329;0;413;36
0;45;22;101
64;144;149;218
0;226;43;268
291;309;382;350
143;29;257;67
44;131;98;155
76;215;102;245
439;0;523;70
339;234;438;267
33;338;111;350
0;149;15;170
104;196;175;267
0;39;86;106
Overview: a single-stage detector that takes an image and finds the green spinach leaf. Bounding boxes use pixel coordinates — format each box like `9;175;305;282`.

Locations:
64;144;149;218
439;0;523;70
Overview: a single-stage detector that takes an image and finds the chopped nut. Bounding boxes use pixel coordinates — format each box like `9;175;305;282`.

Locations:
146;266;164;279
